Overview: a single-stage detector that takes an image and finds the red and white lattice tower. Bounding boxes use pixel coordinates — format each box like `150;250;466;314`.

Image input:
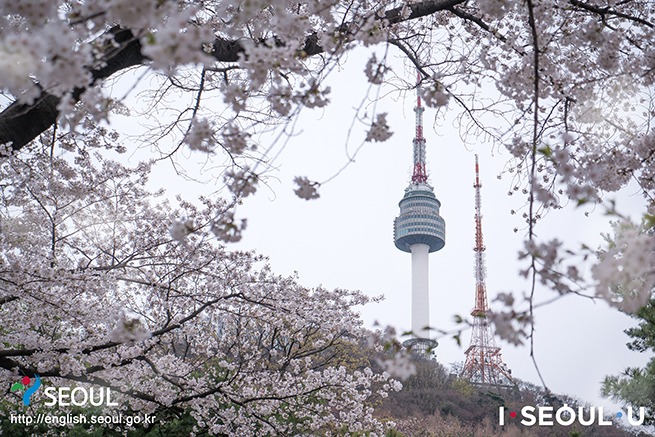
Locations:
460;155;514;387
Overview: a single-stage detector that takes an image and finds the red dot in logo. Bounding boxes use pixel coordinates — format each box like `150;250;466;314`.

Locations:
509;411;517;419
21;376;30;385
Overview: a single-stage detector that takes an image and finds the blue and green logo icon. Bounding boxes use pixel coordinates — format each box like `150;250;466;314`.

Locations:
10;375;41;406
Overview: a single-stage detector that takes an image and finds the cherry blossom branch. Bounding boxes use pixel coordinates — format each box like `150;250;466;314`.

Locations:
0;354;170;406
568;0;654;28
0;1;468;152
447;6;507;44
0;27;143;152
0;295;230;359
525;0;550;392
0;295;18;306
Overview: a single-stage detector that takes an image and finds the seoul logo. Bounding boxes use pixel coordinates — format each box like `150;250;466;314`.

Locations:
499;405;646;427
10;375;41;406
10;375;119;408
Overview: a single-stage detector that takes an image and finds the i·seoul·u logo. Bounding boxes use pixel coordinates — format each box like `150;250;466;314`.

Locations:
10;375;41;406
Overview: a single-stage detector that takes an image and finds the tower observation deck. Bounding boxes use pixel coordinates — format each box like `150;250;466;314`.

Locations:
393;78;445;355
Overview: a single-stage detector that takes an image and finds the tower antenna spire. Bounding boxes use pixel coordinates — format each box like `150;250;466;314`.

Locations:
461;155;514;387
416;72;423;140
473;154;486;315
412;74;428;184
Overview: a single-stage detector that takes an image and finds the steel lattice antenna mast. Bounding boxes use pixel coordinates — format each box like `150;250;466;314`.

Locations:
461;155;514;386
393;74;445;356
412;74;428;184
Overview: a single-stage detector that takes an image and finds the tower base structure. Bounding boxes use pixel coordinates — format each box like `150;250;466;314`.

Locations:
403;337;438;358
461;315;514;387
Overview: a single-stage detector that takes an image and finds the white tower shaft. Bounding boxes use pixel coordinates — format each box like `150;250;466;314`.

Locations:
411;243;430;338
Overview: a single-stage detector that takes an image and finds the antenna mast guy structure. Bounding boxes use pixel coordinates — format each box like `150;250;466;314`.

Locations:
393;77;446;355
461;155;514;386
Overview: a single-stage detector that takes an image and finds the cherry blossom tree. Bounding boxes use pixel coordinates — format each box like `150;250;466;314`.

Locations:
0;144;399;434
0;0;654;404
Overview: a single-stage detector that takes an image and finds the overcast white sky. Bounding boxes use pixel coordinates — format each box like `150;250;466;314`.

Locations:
213;48;652;411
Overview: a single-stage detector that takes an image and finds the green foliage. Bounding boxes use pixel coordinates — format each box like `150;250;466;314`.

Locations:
451;377;475;398
602;299;655;425
644;214;655;232
626;299;655;353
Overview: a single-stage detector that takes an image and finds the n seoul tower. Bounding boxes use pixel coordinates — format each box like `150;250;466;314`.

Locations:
393;78;446;355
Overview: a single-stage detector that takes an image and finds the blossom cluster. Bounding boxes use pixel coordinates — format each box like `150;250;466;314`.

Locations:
365;112;393;142
184;118;216;153
293;176;321;200
592;222;655;313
